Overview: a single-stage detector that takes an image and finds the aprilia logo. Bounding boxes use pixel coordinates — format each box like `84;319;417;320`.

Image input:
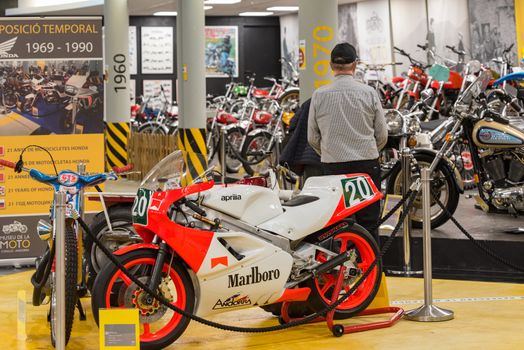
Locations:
221;194;241;202
228;266;280;288
0;37;19;58
212;293;251;310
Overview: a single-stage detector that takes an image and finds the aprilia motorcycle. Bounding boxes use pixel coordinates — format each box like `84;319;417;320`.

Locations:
91;151;383;349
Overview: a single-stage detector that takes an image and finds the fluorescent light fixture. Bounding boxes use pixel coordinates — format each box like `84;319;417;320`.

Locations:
204;6;213;10
267;6;299;11
154;11;177;16
239;11;274;16
204;0;242;4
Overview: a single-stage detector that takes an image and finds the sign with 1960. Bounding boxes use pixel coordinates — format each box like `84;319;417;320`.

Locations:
0;17;102;60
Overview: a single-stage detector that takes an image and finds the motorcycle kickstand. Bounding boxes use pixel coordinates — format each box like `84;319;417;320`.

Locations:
77;299;87;321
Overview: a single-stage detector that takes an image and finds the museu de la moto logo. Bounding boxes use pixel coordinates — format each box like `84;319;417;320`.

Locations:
2;221;28;234
0;37;19;58
227;266;281;288
212;293;251;310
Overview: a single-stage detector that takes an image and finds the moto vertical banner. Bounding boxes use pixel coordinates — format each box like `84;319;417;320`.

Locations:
0;17;104;262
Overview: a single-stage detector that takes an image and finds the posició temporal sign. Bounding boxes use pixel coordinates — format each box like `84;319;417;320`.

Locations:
0;17;102;60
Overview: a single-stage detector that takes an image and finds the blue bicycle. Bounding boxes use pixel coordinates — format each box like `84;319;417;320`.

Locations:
0;150;130;347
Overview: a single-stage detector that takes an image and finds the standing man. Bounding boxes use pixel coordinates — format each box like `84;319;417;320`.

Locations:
307;42;387;244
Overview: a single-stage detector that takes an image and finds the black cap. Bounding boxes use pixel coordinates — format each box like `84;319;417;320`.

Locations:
331;43;358;64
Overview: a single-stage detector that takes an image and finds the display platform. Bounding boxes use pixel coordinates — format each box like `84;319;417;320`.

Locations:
1;271;523;349
382;191;524;283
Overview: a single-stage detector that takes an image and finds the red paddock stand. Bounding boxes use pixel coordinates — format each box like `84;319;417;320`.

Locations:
280;265;404;337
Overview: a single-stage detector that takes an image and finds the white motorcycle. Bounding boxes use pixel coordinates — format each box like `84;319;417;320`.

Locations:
91;150;383;349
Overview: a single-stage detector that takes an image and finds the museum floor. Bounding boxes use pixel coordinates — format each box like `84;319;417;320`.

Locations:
1;271;523;349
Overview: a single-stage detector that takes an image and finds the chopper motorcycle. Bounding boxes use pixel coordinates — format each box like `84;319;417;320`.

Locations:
441;71;524;216
91;151;383;349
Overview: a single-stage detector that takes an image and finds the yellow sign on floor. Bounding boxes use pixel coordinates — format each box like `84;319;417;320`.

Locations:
99;308;140;350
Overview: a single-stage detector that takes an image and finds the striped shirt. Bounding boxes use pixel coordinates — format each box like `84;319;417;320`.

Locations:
307;74;387;163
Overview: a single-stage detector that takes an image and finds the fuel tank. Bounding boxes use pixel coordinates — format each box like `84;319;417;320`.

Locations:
201;185;283;226
472;120;524;148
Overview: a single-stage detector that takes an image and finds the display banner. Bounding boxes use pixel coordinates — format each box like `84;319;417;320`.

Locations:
0;17;104;262
205;26;239;78
468;0;518;68
356;0;393;75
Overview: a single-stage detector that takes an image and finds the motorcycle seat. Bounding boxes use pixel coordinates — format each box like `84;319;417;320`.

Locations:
420;118;446;131
282;195;319;207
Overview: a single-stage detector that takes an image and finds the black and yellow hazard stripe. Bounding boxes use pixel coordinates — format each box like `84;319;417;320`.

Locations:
105;122;130;170
177;128;208;185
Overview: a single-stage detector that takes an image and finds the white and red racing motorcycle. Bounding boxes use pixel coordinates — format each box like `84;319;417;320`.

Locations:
91;151;383;349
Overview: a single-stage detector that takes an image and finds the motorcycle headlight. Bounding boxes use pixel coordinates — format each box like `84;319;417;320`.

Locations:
420;88;434;103
385;109;403;135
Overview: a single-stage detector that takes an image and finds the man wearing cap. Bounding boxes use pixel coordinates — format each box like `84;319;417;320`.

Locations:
307;42;387;243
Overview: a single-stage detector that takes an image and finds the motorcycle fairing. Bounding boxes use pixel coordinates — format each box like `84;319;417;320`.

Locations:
133;181;215;273
257;174;382;241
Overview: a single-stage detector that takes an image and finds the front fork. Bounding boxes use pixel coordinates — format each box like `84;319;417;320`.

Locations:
146;240;169;300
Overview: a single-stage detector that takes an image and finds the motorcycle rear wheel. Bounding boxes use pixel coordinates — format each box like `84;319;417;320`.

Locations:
305;224;382;320
91;249;194;350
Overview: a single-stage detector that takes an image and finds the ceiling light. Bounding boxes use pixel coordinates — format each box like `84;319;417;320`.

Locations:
204;0;242;4
239;11;274;16
154;11;177;16
204;6;213;10
267;6;299;11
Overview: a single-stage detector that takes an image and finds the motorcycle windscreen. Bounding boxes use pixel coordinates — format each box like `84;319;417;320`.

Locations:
140;150;213;192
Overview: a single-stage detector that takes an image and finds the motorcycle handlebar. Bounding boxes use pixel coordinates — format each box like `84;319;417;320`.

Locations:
503;43;514;53
184;199;207;217
0;159;15;169
417;44;428;50
112;163;134;174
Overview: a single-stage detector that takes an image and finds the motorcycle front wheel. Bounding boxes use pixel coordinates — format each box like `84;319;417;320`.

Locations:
220;126;245;173
138;122;169;135
50;223;78;347
241;131;276;175
91;249;195;350
305;224;382;320
386;152;459;229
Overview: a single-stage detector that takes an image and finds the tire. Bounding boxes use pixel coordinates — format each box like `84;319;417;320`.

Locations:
386;153;459;229
138;122;168;135
91;249;195;350
278;89;300;112
305;224;382;320
85;205;140;290
50;222;78;347
61;110;73;130
220;126;245;173
241;131;275;175
3;92;17;108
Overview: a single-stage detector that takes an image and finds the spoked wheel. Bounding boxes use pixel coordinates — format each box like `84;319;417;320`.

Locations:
305;225;382;320
138;122;169;135
241;131;276;175
50;223;78;347
92;249;194;350
387;153;459;229
85;205;140;290
221;126;245;173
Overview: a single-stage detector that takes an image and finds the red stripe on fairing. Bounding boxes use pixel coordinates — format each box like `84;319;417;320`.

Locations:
323;173;383;228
